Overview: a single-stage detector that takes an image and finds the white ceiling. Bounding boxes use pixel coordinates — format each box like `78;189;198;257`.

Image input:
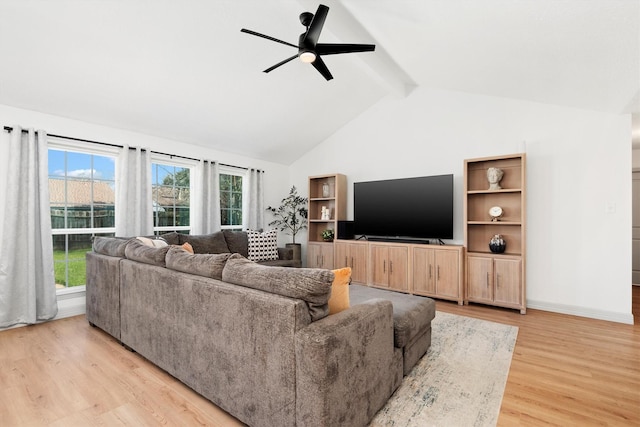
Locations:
1;0;638;163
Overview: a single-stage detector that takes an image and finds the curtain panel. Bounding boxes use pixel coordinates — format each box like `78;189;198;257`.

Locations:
193;160;221;234
0;127;58;327
115;146;153;237
245;169;264;230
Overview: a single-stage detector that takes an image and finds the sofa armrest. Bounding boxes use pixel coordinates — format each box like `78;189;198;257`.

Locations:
277;246;293;260
295;299;399;427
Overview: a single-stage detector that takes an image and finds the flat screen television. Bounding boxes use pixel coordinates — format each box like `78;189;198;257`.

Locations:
353;174;454;241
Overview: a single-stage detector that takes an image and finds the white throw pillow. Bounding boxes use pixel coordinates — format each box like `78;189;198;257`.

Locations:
136;236;169;248
247;229;279;262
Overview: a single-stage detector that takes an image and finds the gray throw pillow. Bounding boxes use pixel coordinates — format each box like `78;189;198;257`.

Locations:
159;231;181;245
180;231;230;254
222;254;333;321
222;230;249;257
165;247;231;280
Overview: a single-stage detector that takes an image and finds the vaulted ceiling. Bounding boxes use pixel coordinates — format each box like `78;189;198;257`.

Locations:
1;1;638;163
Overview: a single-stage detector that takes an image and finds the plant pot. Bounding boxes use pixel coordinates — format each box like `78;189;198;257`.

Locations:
286;243;301;261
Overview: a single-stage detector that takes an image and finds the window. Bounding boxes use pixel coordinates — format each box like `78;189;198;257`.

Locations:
220;170;244;229
48;143;117;290
152;161;192;235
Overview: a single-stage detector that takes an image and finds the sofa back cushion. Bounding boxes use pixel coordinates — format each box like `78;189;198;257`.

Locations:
124;238;171;267
222;254;333;321
165;247;231;280
222;230;249;257
93;236;130;257
179;231;230;254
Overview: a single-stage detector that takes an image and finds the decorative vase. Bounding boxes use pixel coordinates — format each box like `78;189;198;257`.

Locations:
322;182;330;198
489;234;506;253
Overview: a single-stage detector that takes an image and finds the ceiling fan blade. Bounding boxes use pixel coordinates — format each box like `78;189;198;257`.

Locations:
305;4;329;47
241;28;298;49
316;43;376;55
263;54;299;73
312;55;333;81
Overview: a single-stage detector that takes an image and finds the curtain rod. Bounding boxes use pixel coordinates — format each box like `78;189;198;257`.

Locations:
3;126;261;172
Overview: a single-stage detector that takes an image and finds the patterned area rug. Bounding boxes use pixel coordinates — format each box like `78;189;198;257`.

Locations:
370;311;518;427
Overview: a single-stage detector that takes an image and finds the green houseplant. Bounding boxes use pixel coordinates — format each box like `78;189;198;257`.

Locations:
266;186;308;261
321;229;335;242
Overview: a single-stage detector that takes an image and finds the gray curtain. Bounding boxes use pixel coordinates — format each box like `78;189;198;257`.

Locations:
115;145;153;236
193;160;221;234
245;169;264;230
0;127;58;327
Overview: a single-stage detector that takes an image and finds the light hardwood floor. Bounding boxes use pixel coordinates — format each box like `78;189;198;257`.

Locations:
1;288;638;426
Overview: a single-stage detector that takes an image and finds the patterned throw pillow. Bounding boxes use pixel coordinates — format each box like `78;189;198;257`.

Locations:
247;229;279;262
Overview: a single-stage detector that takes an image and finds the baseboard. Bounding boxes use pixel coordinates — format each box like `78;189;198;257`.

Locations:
54;289;86;320
527;299;634;325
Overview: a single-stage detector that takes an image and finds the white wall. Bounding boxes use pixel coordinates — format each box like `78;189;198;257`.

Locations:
290;87;634;324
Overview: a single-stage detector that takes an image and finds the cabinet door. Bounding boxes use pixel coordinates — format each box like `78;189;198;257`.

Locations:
467;256;493;302
334;242;349;269
371;245;389;288
388;246;408;291
412;247;435;294
307;243;323;268
434;250;460;298
349;243;368;284
321;244;334;269
494;258;521;306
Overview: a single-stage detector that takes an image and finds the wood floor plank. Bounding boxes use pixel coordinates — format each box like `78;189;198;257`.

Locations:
0;287;638;426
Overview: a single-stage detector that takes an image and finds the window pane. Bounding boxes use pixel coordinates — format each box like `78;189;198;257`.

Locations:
152;163;191;232
220;173;243;227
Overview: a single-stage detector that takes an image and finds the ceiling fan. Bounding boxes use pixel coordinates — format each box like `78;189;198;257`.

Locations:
240;4;375;81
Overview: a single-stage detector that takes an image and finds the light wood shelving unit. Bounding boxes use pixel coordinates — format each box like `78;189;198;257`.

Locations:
306;173;346;269
464;153;526;313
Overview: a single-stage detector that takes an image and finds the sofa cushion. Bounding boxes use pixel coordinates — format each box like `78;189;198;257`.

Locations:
247;229;279;262
179;231;230;254
93;236;130;257
328;267;351;315
124;238;171;267
222;230;249;257
222;254;333;321
165;247;231;280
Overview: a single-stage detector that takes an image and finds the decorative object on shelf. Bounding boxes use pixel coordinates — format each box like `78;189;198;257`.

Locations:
489;206;503;222
322;182;330;198
487;167;504;190
266;186;308;244
321;229;335;242
321;206;331;220
489;234;506;253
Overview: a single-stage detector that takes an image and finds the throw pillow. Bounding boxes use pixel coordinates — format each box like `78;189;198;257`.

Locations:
181;242;194;254
328;267;351;315
180;231;230;254
247;229;279;262
136;236;168;248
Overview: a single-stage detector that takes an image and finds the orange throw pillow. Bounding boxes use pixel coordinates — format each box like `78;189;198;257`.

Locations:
329;267;351;315
181;242;194;254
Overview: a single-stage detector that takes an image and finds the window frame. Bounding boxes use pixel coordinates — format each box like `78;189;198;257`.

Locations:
150;155;197;235
219;165;247;230
48;137;120;293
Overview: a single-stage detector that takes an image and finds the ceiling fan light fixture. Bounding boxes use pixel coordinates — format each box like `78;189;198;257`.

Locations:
299;51;316;63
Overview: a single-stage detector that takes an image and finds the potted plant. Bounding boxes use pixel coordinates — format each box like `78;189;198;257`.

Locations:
321;229;335;242
266;186;308;261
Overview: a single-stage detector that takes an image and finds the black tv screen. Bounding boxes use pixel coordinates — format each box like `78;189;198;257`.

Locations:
354;174;454;241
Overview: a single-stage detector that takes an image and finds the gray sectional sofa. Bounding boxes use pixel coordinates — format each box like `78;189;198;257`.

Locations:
86;234;435;427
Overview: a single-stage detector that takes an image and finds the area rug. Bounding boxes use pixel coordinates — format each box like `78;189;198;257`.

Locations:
370;311;519;427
